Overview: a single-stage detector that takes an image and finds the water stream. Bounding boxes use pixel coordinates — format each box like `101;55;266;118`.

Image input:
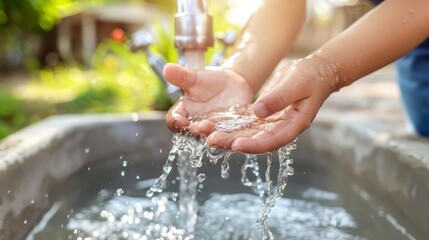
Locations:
176;50;206;237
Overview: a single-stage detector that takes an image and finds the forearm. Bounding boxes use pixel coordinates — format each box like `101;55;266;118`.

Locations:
313;0;429;89
222;0;306;93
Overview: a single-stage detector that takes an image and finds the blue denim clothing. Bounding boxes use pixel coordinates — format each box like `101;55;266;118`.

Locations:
396;38;429;137
368;0;429;137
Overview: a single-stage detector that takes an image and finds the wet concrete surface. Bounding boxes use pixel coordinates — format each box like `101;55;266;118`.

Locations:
317;64;429;176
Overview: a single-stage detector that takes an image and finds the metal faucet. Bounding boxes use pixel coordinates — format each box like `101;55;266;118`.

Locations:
131;0;217;102
174;0;214;52
210;29;236;66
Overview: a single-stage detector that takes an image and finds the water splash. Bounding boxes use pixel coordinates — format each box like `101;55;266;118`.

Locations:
147;105;297;239
196;173;206;183
258;142;296;240
221;152;232;179
146;139;180;198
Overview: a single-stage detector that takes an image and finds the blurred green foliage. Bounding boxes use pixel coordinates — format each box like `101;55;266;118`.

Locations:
0;0;241;140
0;38;170;139
26;38;171;111
0;90;27;138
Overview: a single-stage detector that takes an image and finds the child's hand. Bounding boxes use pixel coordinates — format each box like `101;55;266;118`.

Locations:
164;63;254;134
206;56;340;153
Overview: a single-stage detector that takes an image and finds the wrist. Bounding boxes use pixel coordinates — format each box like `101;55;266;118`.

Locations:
309;49;359;91
220;62;259;95
302;53;345;93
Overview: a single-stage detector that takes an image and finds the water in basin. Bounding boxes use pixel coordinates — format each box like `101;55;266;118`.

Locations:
26;146;421;240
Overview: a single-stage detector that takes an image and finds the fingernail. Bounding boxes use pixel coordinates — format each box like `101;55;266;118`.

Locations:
253;102;269;118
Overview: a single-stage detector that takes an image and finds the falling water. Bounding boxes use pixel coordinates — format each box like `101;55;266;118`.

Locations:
147;105;296;239
177;50;206;236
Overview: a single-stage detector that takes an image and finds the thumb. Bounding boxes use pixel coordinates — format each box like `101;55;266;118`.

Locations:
253;84;306;118
163;63;197;90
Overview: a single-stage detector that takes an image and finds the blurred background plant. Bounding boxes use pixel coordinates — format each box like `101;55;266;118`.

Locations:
0;0;247;139
0;0;371;140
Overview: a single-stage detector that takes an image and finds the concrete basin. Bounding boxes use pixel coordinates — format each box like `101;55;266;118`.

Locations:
0;112;428;239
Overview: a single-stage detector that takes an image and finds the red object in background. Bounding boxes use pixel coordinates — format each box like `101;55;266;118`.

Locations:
111;28;125;42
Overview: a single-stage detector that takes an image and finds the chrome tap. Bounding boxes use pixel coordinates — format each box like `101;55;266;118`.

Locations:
174;0;214;52
131;1;215;102
210;29;236;66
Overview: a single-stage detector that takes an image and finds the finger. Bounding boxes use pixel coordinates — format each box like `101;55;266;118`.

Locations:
188;119;216;136
231;127;293;153
206;130;255;149
163;63;197;90
166;101;190;132
233;100;318;153
253;74;309;118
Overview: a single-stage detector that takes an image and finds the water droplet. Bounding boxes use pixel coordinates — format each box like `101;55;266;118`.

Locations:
7;189;11;194
136;175;140;179
196;173;206;183
98;189;109;198
131;112;139;122
121;171;125;176
23;219;27;224
122;160;128;167
30;200;35;204
135;132;139;136
93;230;100;237
84;148;90;154
171;192;178;201
87;167;91;171
116;188;124;196
221;152;232;179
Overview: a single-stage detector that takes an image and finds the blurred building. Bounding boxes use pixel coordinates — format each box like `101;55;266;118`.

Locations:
39;3;167;66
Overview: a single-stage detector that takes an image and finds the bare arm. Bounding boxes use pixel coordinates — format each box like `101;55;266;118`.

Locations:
222;0;306;93
317;0;429;90
254;0;429;119
208;0;429;153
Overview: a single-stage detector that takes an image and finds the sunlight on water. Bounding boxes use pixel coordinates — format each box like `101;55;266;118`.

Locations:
57;193;360;240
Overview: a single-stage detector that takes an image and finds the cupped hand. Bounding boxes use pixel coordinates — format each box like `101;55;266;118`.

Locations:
206;56;340;153
164;63;254;134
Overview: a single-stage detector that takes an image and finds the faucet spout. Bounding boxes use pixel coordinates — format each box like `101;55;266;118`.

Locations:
175;0;214;52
